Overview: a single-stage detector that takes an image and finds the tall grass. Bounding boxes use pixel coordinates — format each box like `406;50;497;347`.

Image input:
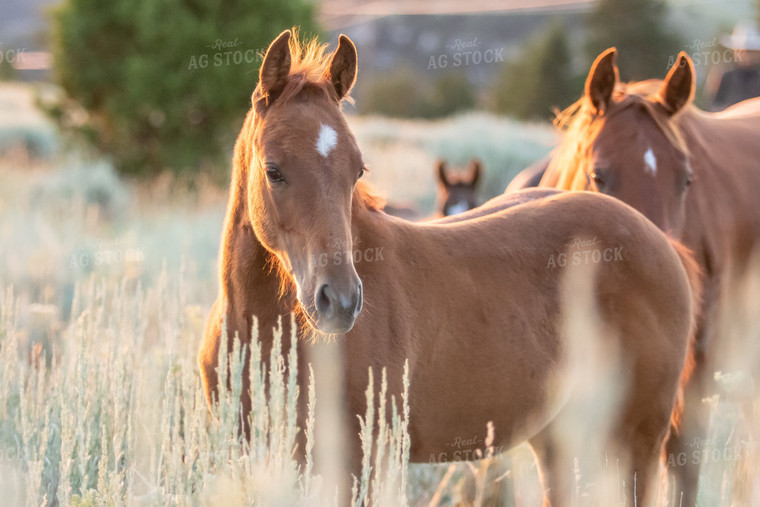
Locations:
0;276;411;506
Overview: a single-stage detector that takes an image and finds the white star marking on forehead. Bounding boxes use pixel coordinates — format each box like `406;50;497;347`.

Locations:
316;123;338;157
644;147;657;176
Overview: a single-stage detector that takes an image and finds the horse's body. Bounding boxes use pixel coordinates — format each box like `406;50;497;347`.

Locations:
200;32;696;506
539;49;760;504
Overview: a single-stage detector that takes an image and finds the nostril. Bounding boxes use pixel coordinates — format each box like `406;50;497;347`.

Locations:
354;283;363;315
316;284;334;316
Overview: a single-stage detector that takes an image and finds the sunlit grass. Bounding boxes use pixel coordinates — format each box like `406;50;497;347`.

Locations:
0;277;411;506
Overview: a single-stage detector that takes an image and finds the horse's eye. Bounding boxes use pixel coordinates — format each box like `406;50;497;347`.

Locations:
358;165;367;180
591;171;606;189
266;164;284;183
684;173;694;188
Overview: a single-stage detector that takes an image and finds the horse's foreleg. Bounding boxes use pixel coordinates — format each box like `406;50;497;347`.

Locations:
198;297;254;439
199;298;223;410
529;430;573;507
664;354;711;507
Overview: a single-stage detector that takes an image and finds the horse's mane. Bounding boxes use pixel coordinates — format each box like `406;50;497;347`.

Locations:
257;29;355;107
548;79;690;187
354;181;386;212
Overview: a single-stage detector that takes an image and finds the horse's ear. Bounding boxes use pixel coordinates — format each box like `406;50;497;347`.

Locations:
659;52;695;115
469;159;482;187
327;35;357;100
585;48;619;113
259;30;292;105
436;160;450;187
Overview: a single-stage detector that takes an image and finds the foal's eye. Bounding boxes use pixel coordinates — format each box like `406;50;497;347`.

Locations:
357;165;366;180
684;173;694;188
591;171;606;189
265;164;285;183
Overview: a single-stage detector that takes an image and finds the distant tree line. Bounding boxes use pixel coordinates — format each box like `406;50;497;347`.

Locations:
46;0;686;177
361;0;683;121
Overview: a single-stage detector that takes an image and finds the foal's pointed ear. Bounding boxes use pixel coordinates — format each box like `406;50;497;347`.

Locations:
327;35;358;100
259;30;292;104
659;52;695;115
469;159;482;187
436;160;450;187
585;48;619;113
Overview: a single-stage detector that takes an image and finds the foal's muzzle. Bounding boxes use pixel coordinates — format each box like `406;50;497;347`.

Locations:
312;278;363;334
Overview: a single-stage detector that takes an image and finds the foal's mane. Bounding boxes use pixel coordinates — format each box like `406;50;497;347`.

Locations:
354;181;386;212
549;80;690;184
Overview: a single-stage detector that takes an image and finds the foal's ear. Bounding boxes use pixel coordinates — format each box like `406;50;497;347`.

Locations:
659;52;695;115
327;35;358;100
469;159;482;187
436;160;450;187
259;30;292;105
585;48;619;113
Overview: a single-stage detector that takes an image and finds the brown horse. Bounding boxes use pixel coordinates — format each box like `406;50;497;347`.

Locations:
199;31;697;506
436;159;481;216
539;48;760;504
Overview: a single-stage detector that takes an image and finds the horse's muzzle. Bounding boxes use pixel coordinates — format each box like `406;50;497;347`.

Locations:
312;279;363;334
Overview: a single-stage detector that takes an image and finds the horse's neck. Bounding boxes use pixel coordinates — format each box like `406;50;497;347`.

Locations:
221;179;295;347
679;110;760;276
351;199;395;248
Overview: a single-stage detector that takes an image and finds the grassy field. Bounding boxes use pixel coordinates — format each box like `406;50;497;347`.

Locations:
1;82;758;506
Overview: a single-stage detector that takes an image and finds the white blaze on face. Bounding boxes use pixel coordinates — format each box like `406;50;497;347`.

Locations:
316;123;338;157
644;147;657;176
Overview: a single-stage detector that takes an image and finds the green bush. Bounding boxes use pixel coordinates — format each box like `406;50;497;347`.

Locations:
47;0;317;178
585;0;682;80
360;67;475;119
492;20;580;121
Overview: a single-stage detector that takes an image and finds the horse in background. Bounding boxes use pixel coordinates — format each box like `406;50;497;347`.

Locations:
436;158;481;216
383;158;483;219
539;47;760;504
199;30;697;506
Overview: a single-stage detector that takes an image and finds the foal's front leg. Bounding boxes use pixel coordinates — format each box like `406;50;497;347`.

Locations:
663;352;712;506
529;429;574;507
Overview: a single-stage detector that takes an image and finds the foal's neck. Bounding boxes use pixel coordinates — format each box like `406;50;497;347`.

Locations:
222;171;297;349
